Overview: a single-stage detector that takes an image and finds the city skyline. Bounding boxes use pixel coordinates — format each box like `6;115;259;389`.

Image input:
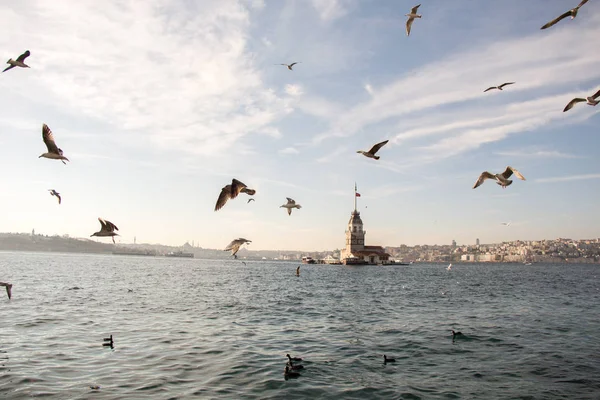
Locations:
0;1;599;251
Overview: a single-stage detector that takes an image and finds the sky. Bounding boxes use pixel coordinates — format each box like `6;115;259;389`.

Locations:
0;0;599;251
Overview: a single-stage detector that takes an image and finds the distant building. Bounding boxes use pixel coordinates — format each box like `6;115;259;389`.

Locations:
452;239;456;247
340;184;390;265
476;238;480;246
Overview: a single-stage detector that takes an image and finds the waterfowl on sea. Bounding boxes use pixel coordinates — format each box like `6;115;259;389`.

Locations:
286;354;303;362
49;189;61;204
224;238;251;259
287;359;304;370
0;282;13;299
357;140;389;160
91;218;119;244
215;179;256;211
451;330;464;338
383;355;396;363
39;124;69;164
541;0;589;30
276;62;301;70
405;4;422;36
563;88;600;112
280;198;301;216
484;82;515;92
284;365;301;378
3;50;30;73
473;166;526;189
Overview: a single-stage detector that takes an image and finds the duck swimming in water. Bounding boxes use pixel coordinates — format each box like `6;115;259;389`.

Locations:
286;354;303;362
284;365;301;378
451;330;464;340
287;359;304;370
383;355;396;363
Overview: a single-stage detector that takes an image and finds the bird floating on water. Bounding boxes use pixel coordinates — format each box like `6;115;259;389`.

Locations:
405;4;422;36
383;355;396;363
224;238;251;259
91;218;119;244
484;82;515;92
540;0;589;30
357;140;389;160
215;179;256;211
563;89;600;112
451;330;464;340
280;198;302;216
40;124;69;164
287;359;304;370
284;365;301;378
473;166;526;189
0;282;13;299
2;50;30;73
48;189;61;204
276;62;301;71
286;354;303;362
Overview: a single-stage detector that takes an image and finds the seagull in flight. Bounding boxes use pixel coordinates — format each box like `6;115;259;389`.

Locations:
0;282;12;299
3;50;30;73
541;0;589;30
247;198;255;203
501;221;511;227
91;218;119;244
484;82;515;92
563;88;600;112
215;179;256;211
357;140;389;160
473;166;526;189
405;4;422;36
224;238;251;259
276;62;301;71
49;189;61;204
39;124;69;164
280;198;302;216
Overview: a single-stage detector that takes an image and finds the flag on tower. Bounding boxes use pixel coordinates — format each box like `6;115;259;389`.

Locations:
356;192;361;197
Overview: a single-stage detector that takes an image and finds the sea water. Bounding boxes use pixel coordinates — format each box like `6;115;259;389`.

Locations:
1;251;599;399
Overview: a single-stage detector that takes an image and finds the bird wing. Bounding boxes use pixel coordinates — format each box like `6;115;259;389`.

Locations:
484;86;497;92
16;50;30;63
215;184;232;211
410;4;421;13
42;124;61;154
289;62;300;67
368;140;389;155
540;10;572;29
563;98;585;112
230;179;247;198
473;171;496;189
406;17;414;36
576;0;589;9
2;64;15;73
56;193;61;204
224;240;240;251
286;197;295;205
504;166;526;181
498;82;515;89
590;89;600;100
98;217;108;230
104;220;119;232
247;198;255;203
4;284;11;299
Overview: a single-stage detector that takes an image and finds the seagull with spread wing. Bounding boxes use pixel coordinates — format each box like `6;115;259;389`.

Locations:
563;88;600;112
473;166;526;189
49;189;61;204
3;50;30;73
276;62;301;71
405;4;422;36
0;282;12;299
215;179;256;211
224;238;251;259
280;198;302;216
541;0;589;30
39;124;69;164
357;140;389;160
484;82;515;92
91;218;119;243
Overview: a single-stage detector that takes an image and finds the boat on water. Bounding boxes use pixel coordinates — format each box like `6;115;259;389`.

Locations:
165;251;194;258
302;256;316;264
113;249;157;256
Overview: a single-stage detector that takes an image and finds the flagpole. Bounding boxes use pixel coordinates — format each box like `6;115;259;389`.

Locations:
354;182;357;212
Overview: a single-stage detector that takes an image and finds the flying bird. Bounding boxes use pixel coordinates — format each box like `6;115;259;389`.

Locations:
540;0;589;30
214;179;256;211
563;88;600;112
276;62;301;70
357;140;389;160
39;124;69;164
473;166;526;189
501;221;511;226
49;189;61;204
484;82;515;92
2;50;30;73
247;198;255;203
224;238;251;259
280;197;302;216
91;218;119;244
0;282;12;299
405;4;422;36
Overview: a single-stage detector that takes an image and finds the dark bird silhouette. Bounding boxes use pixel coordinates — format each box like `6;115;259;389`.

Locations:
484;82;515;92
357;140;389;160
284;365;301;378
541;0;589;29
276;62;301;70
296;266;300;277
215;179;256;211
287;359;304;370
286;354;303;362
473;166;526;189
49;189;61;204
3;50;30;73
383;355;396;363
91;218;119;243
247;198;255;203
563;88;600;112
0;282;13;299
451;330;464;339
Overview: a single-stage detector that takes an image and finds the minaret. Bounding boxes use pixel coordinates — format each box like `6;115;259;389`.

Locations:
344;183;365;256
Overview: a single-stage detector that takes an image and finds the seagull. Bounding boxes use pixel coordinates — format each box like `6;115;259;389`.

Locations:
357;140;389;160
0;282;12;299
473;166;526;189
215;179;256;211
2;50;30;73
49;189;61;204
276;62;301;70
501;221;511;227
247;198;255;203
91;218;119;244
541;0;589;30
484;82;515;92
563;89;600;112
405;4;422;36
280;197;302;216
224;238;251;259
39;124;69;164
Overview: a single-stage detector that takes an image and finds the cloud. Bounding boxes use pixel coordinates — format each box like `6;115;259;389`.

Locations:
364;84;374;95
536;173;600;184
279;147;299;155
311;0;354;21
284;84;304;96
316;146;348;163
495;149;582;159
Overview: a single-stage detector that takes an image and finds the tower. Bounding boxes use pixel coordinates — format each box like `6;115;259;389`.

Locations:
344;183;365;255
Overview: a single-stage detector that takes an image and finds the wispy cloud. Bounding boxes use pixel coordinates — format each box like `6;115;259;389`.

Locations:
536;173;600;184
495;149;582;159
284;84;304;96
279;147;299;155
311;0;354;21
